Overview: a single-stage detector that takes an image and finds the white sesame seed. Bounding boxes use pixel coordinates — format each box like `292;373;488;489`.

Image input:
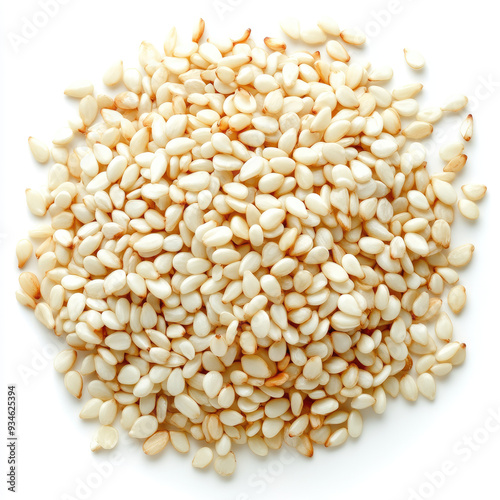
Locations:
458;199;479;220
16;18;485;474
417;374;436;400
404;48;425;70
448;285;467;314
64;80;94;98
441;94;468;112
317;17;340;36
192;447;214;468
461;184;486;201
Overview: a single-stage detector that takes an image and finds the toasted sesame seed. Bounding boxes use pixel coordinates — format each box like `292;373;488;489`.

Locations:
460;114;473;141
143;431;170;455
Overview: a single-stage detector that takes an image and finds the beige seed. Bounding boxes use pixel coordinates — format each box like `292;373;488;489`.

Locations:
431;363;453;377
28;137;50;163
347;410;363;438
54;349;77;373
447;244;474;267
340;27;366;45
15;289;36;309
416;107;443;123
241;355;272;378
460;114;473;141
318;17;340;36
441;94;468;112
461;184;487;201
79;399;103;420
432;178;457;205
417;374;436;400
435;312;453;341
170;431;190;453
450;344;467;366
202;226;233;247
368;66;393;82
404;48;425;70
435;342;462;362
129;415;158;439
19;272;40;299
174;394;201;419
301;27;327;45
25;189;47;217
103;60;123;86
64;371;83;398
443;154;467;173
439;142;464;161
95;426;119;450
280;18;300;39
214;451;236;476
79;96;98;127
371;139;398;158
402;121;433;140
143;431;170;455
192;18;205;43
326;428;348;448
326;40;350;62
458;199;479;220
264;37;286;52
16;239;33;268
400;375;418;402
192;447;214;468
64;80;93;98
392;83;423;100
34;303;54;329
448;285;466;314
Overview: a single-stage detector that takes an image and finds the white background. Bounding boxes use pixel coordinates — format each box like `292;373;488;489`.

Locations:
1;0;499;499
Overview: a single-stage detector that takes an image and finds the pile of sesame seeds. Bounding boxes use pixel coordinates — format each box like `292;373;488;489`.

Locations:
17;16;486;476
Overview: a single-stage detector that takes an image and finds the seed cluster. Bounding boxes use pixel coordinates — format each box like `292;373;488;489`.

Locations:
18;17;486;476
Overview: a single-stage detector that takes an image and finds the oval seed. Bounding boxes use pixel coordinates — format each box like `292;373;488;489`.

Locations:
16;239;33;268
404;48;425;70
